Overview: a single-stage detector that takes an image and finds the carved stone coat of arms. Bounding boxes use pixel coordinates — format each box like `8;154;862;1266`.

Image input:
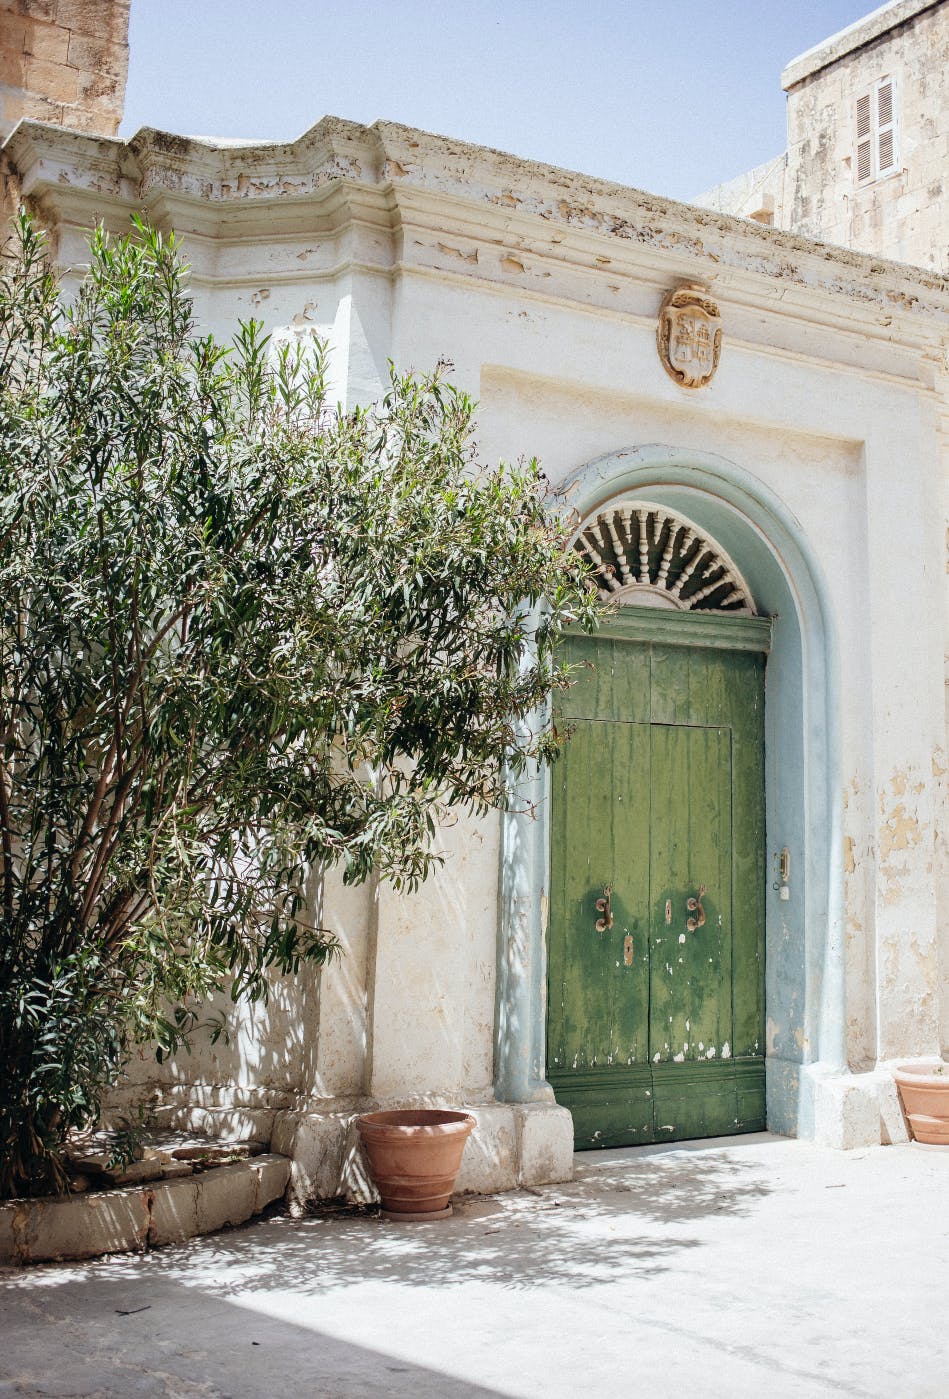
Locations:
657;284;722;388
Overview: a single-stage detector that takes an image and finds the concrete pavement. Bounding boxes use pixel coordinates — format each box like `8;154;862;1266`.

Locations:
1;1132;946;1398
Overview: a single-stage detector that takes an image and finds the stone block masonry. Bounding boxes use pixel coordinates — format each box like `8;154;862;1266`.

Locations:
694;0;948;272
782;0;949;272
0;1153;291;1265
0;0;129;139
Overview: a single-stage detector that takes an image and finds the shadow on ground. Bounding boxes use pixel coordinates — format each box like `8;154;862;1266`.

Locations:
0;1268;511;1399
1;1138;774;1303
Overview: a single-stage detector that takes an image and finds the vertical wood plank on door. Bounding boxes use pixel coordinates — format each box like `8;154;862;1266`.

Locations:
728;651;767;1062
548;627;766;1147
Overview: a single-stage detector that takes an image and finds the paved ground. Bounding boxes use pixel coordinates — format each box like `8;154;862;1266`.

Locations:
1;1132;947;1399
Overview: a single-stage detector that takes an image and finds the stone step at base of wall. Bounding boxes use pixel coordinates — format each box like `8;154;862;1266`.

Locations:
0;1152;290;1267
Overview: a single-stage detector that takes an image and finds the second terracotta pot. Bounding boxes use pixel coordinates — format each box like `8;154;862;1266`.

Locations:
894;1064;949;1144
356;1109;476;1217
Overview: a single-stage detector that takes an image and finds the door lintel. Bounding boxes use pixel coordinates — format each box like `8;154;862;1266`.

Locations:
593;609;772;654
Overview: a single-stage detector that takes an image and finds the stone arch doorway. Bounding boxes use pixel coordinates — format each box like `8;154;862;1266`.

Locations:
495;446;844;1144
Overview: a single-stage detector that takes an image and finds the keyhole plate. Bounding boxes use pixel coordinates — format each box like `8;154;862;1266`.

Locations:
623;934;634;966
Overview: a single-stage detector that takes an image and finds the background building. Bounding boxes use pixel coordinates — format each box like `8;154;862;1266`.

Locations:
0;0;128;140
696;0;948;272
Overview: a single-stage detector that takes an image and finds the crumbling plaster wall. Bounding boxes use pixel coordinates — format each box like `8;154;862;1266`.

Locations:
149;238;944;1111
362;170;946;1080
938;369;949;1058
387;272;942;1078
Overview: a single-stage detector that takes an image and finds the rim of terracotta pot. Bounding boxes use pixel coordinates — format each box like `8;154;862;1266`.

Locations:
356;1110;476;1136
894;1063;949;1086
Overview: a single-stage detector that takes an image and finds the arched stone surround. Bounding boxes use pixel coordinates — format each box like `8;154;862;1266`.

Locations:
495;444;846;1140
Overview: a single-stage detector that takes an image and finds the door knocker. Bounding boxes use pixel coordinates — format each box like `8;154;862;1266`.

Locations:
686;885;707;932
595;884;613;932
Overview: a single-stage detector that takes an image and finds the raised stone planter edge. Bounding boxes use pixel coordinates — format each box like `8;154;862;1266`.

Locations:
0;1152;290;1267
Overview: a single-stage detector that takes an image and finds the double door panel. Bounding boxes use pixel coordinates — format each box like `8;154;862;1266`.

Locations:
547;633;766;1148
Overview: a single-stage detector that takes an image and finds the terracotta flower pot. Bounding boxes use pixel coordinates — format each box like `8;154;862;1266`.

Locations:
893;1064;949;1144
356;1109;476;1219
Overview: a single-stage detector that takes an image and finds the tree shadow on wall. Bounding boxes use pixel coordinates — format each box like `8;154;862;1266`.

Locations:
110;865;374;1140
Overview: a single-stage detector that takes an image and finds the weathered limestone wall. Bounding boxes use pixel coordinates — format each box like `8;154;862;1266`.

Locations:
118;809;501;1129
783;0;948;271
0;0;129;140
693;154;787;226
696;0;949;273
4;117;948;1180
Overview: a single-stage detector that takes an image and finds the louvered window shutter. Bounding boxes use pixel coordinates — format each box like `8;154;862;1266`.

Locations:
856;91;873;181
876;79;897;174
856;79;898;183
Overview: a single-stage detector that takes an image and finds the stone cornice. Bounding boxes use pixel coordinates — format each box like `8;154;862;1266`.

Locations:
3;114;948;352
781;0;944;90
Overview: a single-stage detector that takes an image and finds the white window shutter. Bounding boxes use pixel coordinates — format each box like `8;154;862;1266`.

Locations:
876;79;897;175
856;91;873;182
856;92;871;139
857;135;873;182
855;80;898;183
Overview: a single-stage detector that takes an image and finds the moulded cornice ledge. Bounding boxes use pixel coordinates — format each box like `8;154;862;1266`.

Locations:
2;116;395;235
367;118;949;288
781;0;941;89
3;121;140;201
391;184;949;352
4;114;949;337
126;116;387;202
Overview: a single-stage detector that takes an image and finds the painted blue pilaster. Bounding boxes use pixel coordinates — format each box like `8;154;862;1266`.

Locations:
495;751;555;1103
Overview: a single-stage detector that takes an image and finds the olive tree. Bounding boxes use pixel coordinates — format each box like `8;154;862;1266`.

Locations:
0;213;597;1196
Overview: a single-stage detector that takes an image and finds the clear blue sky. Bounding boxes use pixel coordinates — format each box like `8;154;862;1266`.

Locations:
122;0;876;202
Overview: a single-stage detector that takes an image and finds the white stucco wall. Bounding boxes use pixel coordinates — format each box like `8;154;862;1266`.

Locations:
6;115;948;1170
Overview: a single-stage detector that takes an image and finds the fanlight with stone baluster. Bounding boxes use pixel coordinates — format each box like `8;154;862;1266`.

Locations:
574;502;756;615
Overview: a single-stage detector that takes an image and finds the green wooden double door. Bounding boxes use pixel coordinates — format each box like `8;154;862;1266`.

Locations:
548;617;768;1149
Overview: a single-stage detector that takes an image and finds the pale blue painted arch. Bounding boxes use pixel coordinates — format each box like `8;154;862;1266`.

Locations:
494;444;845;1138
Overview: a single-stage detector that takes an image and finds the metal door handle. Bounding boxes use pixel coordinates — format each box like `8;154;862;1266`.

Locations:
686;885;707;931
595;884;613;932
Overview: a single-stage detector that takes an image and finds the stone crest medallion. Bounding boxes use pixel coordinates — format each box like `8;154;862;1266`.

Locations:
657;284;722;388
